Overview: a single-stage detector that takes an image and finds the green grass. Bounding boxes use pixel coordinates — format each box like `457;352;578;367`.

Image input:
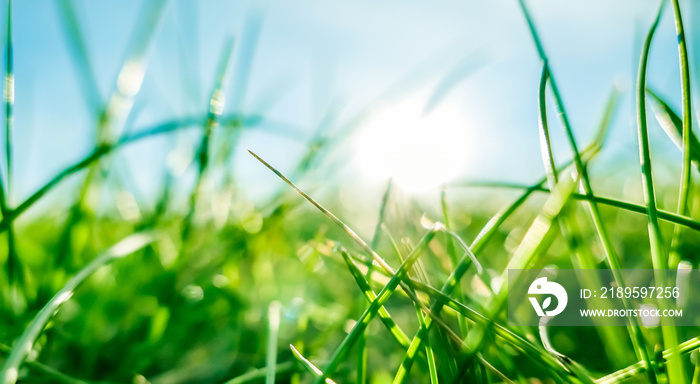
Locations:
1;0;700;383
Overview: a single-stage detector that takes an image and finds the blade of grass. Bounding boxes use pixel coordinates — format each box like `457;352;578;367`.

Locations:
0;232;155;384
635;1;686;382
56;0;102;115
249;150;437;287
5;0;12;198
646;87;700;269
414;302;438;384
357;178;393;384
440;189;469;337
224;361;298;384
1;0;18;288
646;88;700;170
180;37;235;244
0;344;88;384
266;301;282;384
458;181;700;232
669;0;693;271
519;0;655;377
98;0;166;145
289;345;337;384
538;61;557;184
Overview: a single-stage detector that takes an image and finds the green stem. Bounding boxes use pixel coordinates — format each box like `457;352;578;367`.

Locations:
668;0;693;270
635;1;686;382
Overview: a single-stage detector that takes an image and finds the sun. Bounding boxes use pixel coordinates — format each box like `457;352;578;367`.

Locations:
353;98;472;193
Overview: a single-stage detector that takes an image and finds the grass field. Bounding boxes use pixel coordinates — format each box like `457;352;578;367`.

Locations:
2;0;700;383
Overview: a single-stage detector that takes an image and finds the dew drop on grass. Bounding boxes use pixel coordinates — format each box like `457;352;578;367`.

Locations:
182;284;204;303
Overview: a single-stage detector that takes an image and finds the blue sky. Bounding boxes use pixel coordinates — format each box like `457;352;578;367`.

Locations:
3;0;698;216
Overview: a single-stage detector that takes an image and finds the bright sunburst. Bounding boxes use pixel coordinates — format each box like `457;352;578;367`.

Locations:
353;98;472;193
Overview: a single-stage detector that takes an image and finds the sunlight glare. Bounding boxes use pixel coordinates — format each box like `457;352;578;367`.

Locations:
354;98;471;192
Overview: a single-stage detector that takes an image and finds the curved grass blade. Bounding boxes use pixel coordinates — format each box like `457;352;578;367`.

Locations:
669;0;694;271
0;233;155;384
538;61;558;186
290;345;337;384
646;87;699;271
224;362;297;384
635;2;686;382
460;181;700;232
646;88;700;170
56;0;102;115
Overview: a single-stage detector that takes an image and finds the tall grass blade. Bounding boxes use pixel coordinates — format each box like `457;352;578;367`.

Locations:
266;301;282;384
357;178;393;384
538;61;557;185
669;0;693;269
56;0;102;115
4;0;12;198
635;1;686;381
1;0;18;288
181;38;235;243
440;188;469;336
